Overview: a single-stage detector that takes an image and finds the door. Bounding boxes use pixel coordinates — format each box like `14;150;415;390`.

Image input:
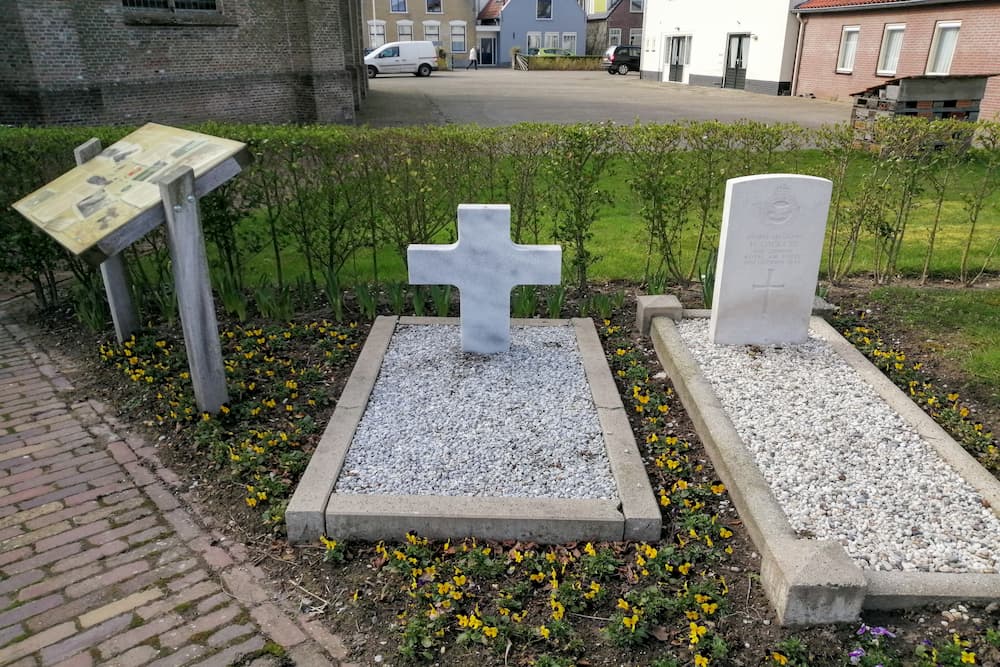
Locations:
376;44;403;73
479;37;496;66
668;36;689;82
723;33;749;89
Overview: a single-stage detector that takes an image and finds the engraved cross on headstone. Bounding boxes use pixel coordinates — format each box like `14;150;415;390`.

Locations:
751;268;785;316
407;204;562;354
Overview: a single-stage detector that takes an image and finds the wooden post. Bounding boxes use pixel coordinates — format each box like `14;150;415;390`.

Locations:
74;138;138;343
159;167;229;414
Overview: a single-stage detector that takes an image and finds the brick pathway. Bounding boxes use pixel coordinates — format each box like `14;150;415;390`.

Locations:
0;312;352;667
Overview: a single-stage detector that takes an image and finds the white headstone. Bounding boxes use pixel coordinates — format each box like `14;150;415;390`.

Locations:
709;174;832;346
408;204;562;354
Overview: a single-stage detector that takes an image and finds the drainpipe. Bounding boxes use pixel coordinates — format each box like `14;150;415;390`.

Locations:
791;13;806;97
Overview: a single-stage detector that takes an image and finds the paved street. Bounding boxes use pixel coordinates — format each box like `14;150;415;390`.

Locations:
357;68;853;127
0;313;351;667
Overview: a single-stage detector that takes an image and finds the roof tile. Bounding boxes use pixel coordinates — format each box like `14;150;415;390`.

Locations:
797;0;916;10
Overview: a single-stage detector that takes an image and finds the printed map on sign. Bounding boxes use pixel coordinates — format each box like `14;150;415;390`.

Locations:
12;123;245;257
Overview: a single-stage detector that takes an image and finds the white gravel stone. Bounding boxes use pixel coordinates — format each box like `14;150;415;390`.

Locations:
334;324;618;500
676;317;1000;573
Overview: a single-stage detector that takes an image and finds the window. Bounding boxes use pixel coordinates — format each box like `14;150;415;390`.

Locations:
450;22;466;53
390;0;406;12
123;0;218;8
369;21;386;48
527;32;541;51
877;24;905;75
927;20;960;75
629;0;643;12
629;29;642;46
562;33;577;54
423;21;440;44
378;46;400;58
537;0;552;19
397;22;413;41
836;26;860;73
608;28;622;46
426;0;442;13
544;32;559;48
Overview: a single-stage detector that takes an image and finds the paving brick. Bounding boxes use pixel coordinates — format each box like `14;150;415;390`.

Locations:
65;560;150;599
95;612;184;659
116;558;198;597
0;569;44;596
3;542;83;576
0;594;64;631
0;621;75;664
0;546;31;568
19;564;101;603
220;567;271;605
63;481;130;507
187;636;266;667
104;537;183;571
57;466;122;489
122;462;156;487
160;603;243;649
40;612;132;665
195;592;229;615
105;441;136;465
250;603;306;647
206;622;255;647
1;502;69;531
145;645;206;667
51;652;93;667
107;645;160;667
126;525;173;547
0;525;23;542
1;520;72;551
88;515;160;546
0;484;58;509
108;505;155;528
26;501;108;531
26;589;110;634
136;581;219;622
187;536;233;571
19;485;90;511
288;645;336;667
33;519;109;553
0;623;26;651
50;539;128;574
142;483;180;512
301;618;351;661
79;588;164;628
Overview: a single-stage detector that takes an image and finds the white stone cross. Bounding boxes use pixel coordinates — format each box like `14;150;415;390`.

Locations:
407;204;562;354
751;268;785;316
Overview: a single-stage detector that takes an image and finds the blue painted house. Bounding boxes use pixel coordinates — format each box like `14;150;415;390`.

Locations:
476;0;587;66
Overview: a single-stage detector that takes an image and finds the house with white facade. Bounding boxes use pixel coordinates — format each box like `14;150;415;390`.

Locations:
639;0;799;93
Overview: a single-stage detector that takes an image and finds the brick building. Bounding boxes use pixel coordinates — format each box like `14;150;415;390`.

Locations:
793;0;1000;119
1;0;366;126
586;0;644;56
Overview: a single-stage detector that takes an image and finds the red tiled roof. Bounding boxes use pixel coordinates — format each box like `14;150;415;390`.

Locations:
478;0;504;20
796;0;925;10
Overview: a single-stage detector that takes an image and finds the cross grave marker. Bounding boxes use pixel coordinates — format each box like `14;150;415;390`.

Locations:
709;174;832;346
407;204;562;354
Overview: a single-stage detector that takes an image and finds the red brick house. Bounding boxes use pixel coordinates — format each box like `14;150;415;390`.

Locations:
792;0;1000;118
586;0;644;56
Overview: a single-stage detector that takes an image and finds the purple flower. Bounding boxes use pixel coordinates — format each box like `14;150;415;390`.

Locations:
856;623;869;635
870;626;896;638
849;648;866;665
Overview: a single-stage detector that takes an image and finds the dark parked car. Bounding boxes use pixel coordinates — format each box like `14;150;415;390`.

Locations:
602;45;640;75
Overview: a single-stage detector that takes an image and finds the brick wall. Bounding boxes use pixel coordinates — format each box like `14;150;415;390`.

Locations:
795;1;1000;119
0;0;365;126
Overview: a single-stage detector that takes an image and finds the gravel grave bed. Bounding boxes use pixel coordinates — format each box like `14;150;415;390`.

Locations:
676;317;1000;574
334;323;618;500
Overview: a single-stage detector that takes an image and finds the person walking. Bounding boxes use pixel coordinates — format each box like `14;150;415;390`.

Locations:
466;46;478;70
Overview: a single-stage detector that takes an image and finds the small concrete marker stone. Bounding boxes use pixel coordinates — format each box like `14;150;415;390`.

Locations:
709;174;832;345
408;204;561;353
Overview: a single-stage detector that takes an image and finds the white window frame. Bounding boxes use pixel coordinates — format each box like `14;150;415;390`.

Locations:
536;0;552;20
561;32;577;54
629;0;643;12
368;20;386;48
527;31;541;51
397;20;413;41
836;25;860;73
389;0;406;12
423;20;440;45
449;21;466;53
608;28;622;46
544;32;560;48
876;23;905;76
926;20;960;75
629;28;642;46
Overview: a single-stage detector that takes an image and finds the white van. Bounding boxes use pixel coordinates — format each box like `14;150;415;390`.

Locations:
365;41;439;78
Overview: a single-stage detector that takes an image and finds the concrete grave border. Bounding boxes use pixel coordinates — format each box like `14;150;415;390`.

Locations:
644;301;1000;625
287;316;661;545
